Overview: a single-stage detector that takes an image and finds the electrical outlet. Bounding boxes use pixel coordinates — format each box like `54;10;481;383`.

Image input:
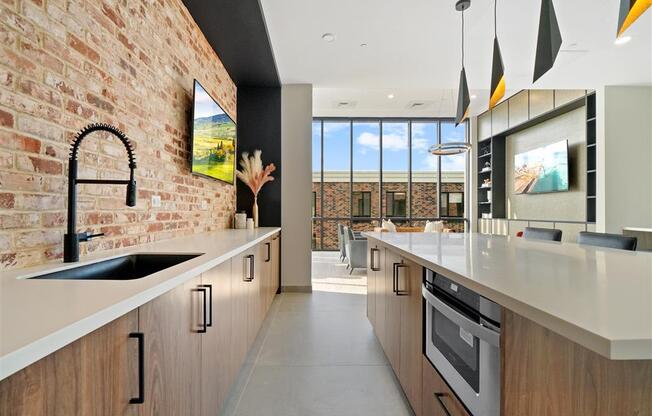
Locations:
201;199;208;210
151;195;161;208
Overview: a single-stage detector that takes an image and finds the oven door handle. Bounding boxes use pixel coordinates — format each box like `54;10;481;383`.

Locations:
422;284;500;347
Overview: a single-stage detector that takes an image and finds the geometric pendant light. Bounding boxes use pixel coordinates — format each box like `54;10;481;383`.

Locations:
617;0;651;37
489;0;505;110
455;0;471;126
533;0;562;83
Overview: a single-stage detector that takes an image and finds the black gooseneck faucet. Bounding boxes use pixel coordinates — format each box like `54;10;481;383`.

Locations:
64;123;137;262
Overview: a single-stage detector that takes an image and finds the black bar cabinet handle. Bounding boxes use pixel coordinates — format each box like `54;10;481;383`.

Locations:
199;284;212;327
392;262;400;294
370;248;380;271
395;263;408;296
129;332;145;404
195;287;207;333
434;392;452;416
265;242;271;262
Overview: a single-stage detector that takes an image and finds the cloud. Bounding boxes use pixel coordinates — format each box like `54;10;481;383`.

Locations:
356;132;380;150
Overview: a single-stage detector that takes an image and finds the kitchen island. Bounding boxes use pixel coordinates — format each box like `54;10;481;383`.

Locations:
363;231;652;416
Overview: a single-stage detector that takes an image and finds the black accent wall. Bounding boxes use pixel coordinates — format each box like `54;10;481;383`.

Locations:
237;87;282;226
183;0;283;226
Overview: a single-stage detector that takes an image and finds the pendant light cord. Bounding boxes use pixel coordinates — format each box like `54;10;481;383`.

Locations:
461;10;465;66
494;0;497;38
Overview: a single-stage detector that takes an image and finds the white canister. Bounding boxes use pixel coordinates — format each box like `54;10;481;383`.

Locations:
235;212;247;229
246;218;255;230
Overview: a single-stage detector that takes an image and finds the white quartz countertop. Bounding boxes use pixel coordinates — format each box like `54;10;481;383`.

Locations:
0;227;280;380
363;232;652;360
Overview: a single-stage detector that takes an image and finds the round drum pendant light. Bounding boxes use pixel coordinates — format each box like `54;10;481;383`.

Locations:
488;0;505;110
429;142;472;156
430;0;472;156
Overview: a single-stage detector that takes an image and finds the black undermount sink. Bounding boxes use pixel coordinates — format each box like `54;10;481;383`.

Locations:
28;253;203;281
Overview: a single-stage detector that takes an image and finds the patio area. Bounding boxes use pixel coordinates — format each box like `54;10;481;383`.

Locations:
311;251;367;294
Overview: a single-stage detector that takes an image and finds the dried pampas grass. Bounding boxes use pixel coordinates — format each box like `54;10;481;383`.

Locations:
236;150;276;197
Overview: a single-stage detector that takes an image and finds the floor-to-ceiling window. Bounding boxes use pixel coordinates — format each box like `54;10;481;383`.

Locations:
312;118;468;250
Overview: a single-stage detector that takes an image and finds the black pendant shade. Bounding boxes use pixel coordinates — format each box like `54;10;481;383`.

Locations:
533;0;562;83
618;0;651;37
489;37;505;109
455;67;470;126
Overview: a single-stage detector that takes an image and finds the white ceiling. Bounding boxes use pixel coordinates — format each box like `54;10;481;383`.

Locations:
260;0;652;117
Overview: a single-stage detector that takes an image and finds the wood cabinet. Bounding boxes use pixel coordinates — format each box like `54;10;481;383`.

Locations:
422;356;470;416
502;310;652;416
0;232;282;416
366;244;377;326
0;310;140;416
371;245;387;345
383;249;402;371
201;260;233;416
139;275;203;416
398;257;423;415
368;247;423;416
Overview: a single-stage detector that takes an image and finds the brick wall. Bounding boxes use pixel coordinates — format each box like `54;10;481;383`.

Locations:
312;181;465;249
0;0;237;270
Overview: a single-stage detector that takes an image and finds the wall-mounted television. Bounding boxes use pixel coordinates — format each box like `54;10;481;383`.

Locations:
514;140;569;194
191;80;236;184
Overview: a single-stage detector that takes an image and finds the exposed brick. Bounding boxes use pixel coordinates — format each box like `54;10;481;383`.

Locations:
16;155;62;175
0;213;40;229
15;229;62;249
67;33;100;64
0;108;13;126
0;192;15;208
15;193;64;210
0;0;237;270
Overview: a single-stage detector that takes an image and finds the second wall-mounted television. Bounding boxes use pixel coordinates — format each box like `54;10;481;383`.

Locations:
190;80;236;184
514;140;569;194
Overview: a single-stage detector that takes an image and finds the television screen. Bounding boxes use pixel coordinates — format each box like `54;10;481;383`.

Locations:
191;80;236;184
514;140;569;194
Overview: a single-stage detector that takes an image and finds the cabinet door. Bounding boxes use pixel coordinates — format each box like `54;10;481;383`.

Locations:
0;310;140;416
374;246;387;347
201;260;233;416
139;275;203;416
248;247;262;346
231;251;250;377
271;233;280;299
422;356;470;416
366;244;377;326
384;249;402;372
259;239;272;315
398;258;423;416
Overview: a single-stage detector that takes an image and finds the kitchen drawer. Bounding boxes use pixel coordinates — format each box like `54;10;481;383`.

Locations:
422;356;470;416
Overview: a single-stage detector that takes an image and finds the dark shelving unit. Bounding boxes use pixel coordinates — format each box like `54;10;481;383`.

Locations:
586;92;597;223
477;136;506;219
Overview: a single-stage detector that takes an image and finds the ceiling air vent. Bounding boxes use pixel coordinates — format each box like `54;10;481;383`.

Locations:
407;101;432;109
335;101;357;109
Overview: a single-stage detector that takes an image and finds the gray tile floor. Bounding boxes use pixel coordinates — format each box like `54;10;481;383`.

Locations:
222;252;413;416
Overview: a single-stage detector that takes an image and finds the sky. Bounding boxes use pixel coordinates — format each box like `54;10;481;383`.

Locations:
312;120;466;173
193;81;227;119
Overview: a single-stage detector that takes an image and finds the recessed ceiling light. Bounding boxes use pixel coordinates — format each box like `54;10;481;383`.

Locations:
470;95;477;100
360;43;368;47
321;33;335;43
614;36;632;45
387;93;395;99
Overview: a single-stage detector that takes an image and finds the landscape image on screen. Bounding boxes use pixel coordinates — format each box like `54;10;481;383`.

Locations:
514;140;569;194
192;81;236;184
